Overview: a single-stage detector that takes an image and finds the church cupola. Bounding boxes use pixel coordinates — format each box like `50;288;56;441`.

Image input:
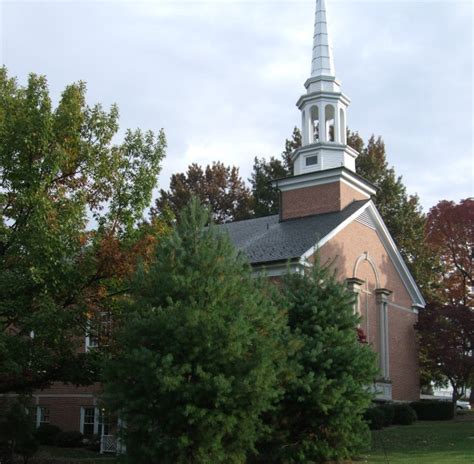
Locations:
273;0;376;221
292;0;358;175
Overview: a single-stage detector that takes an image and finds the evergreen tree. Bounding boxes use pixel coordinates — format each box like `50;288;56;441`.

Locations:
256;260;377;463
104;200;288;464
249;127;301;217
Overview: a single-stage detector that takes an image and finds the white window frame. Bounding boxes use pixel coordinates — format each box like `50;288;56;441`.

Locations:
80;406;101;435
36;406;50;428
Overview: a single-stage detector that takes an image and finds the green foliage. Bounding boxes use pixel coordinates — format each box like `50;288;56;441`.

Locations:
35;424;62;446
0;400;39;464
348;131;436;301
392;404;417;425
104;199;288;464
364;406;386;430
379;403;395;427
55;431;84;448
256;260;378;463
249;127;300;218
0;67;167;393
410;400;455;421
153;162;253;224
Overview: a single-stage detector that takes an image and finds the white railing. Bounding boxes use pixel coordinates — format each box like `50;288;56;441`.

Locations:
100;435;117;454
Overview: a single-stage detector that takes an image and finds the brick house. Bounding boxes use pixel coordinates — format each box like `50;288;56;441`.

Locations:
5;0;424;444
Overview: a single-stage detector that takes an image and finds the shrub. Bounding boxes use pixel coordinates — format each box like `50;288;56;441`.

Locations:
0;400;39;464
55;431;84;448
392;404;417;425
364;406;386;430
83;434;101;452
410;400;454;420
35;424;62;446
379;403;395;427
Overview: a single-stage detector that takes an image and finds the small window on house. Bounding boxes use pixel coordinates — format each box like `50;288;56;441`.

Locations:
82;407;96;435
37;406;50;426
85;312;112;352
305;155;318;166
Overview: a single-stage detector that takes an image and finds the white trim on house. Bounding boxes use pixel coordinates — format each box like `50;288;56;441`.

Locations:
300;200;371;263
273;167;376;197
299;200;425;308
252;261;305;277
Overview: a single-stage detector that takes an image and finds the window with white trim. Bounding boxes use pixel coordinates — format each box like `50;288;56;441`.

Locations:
82;407;96;435
85;312;112;352
36;406;50;428
305;155;318;167
80;407;110;436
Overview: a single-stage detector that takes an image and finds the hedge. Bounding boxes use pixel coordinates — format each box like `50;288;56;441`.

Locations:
410;400;454;421
392;404;417;425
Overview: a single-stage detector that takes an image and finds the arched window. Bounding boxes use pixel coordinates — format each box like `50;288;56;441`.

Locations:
339;108;346;144
310;106;319;143
325;104;335;142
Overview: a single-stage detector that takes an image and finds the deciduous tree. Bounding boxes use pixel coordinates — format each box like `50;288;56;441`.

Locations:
0;68;167;393
349;131;436;300
426;198;474;306
416;303;474;405
152;162;253;224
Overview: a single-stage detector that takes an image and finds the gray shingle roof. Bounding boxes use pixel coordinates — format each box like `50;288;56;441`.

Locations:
217;200;369;265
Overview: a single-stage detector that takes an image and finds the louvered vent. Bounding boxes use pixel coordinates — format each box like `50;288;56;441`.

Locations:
355;209;376;230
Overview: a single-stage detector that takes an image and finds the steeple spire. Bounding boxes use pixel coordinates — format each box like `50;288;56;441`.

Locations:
311;0;335;77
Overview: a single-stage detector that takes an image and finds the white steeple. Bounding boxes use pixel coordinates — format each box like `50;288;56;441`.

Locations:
291;0;359;176
311;0;335;77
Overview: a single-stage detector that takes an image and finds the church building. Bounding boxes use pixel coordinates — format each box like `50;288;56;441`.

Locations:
220;0;425;402
8;0;424;451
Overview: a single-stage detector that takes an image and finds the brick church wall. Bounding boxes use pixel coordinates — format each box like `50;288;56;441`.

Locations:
280;181;368;220
317;220;420;401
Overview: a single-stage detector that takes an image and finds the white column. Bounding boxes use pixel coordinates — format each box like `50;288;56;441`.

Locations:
376;288;392;380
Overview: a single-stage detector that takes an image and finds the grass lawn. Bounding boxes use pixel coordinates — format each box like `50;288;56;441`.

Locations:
25;446;117;463
366;415;474;463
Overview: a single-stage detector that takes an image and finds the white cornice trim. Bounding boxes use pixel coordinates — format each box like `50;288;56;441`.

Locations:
366;204;426;307
300;201;371;262
296;91;351;109
252;262;304;277
273;168;375;197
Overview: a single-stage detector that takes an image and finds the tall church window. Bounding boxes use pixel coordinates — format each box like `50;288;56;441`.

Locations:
325;105;335;142
310;106;319;143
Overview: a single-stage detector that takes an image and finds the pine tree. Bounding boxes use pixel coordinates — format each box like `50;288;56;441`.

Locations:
104;200;288;464
256;260;377;463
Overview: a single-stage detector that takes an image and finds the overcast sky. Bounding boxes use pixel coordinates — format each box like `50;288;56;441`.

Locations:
1;0;472;211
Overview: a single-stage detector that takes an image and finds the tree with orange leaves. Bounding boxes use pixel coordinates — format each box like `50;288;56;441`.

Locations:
0;67;168;393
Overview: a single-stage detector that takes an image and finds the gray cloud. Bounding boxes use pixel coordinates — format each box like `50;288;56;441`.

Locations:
2;0;472;211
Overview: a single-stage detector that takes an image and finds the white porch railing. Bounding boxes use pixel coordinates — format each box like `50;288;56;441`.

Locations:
100;434;117;454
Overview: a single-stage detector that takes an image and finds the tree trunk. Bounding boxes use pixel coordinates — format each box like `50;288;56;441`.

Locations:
452;386;458;415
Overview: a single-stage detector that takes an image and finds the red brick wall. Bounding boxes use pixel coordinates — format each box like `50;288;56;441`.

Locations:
317;220;420;401
280;181;368;220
